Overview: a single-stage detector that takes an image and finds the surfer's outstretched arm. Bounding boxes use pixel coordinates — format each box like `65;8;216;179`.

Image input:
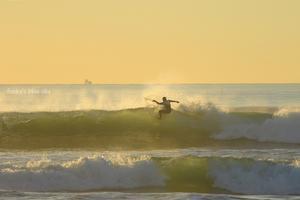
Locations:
152;100;163;105
169;100;180;103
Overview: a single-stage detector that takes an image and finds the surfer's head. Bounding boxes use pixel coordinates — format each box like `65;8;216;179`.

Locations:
162;97;167;101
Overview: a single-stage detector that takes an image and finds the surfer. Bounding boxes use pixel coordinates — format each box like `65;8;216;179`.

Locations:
152;97;180;119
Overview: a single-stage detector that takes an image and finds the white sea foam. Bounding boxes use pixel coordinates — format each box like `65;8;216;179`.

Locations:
0;155;165;191
215;109;300;144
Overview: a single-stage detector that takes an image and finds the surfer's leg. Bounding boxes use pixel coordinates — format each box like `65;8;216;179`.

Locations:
158;110;163;119
158;109;171;119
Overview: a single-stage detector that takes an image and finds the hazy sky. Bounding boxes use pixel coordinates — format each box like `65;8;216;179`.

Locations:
0;0;299;84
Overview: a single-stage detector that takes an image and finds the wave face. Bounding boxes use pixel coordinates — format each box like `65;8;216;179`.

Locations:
1;154;300;194
209;158;300;195
0;105;300;149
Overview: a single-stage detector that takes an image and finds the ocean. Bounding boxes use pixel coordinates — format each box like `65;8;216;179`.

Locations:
0;84;300;200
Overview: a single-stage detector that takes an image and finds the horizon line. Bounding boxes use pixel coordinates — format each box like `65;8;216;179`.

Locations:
0;82;299;85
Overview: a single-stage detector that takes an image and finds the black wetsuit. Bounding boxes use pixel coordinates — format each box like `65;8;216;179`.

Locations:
160;100;172;113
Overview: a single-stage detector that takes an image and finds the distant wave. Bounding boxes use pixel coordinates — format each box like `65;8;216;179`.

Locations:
1;155;300;194
0;104;299;148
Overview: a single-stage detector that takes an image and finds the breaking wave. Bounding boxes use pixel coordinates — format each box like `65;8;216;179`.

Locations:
215;109;300;144
0;155;164;191
0;104;299;148
1;155;300;194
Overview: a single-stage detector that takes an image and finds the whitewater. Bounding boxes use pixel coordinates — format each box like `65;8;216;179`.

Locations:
0;84;300;199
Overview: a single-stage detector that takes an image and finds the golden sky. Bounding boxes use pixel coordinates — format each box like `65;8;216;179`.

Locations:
0;0;299;84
